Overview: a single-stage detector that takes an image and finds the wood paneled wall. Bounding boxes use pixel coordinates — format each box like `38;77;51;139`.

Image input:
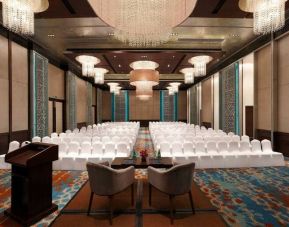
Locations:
129;90;160;120
277;35;289;133
0;37;29;154
178;90;187;121
48;63;65;99
255;44;272;133
201;78;212;126
76;78;88;125
102;91;111;121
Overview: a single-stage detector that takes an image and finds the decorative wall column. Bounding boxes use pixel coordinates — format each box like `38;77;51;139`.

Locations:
66;71;77;130
111;90;129;122
160;90;177;121
30;51;49;137
219;62;240;134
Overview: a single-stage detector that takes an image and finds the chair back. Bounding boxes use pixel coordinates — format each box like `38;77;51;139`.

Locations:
251;139;262;152
240;141;251;152
183;142;194;153
8;141;20;153
92;142;103;155
261;139;273;152
86;162;132;196
150;162;195;195
32;136;41;143
207;141;217;153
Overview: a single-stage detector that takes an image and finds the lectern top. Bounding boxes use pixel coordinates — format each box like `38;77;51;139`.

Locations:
5;143;58;167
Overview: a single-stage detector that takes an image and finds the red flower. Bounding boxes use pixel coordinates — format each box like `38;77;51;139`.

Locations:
140;150;148;158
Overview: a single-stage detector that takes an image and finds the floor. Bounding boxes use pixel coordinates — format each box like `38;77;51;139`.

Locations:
0;128;288;227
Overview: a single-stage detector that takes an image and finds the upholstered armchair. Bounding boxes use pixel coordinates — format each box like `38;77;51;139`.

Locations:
86;162;135;225
148;162;196;224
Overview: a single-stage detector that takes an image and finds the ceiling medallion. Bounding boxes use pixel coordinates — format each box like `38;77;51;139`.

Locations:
180;67;195;84
87;0;197;47
239;0;287;35
130;61;159;101
75;55;100;77
0;0;49;36
188;55;213;77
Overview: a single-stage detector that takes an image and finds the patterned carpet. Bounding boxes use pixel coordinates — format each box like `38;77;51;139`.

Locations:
1;128;288;226
134;127;155;156
0;170;88;226
136;128;289;227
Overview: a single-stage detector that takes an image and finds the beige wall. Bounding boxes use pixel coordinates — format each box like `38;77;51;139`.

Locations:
102;91;111;121
178;90;187;121
92;87;96;105
11;42;28;132
277;34;289;133
129;90;160;120
76;78;87;123
201;78;213;124
255;44;272;130
0;36;9;133
48;63;65;99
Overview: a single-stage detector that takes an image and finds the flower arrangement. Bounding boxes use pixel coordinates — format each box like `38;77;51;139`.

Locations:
140;150;148;162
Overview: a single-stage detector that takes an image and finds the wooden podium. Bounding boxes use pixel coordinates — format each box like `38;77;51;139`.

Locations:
5;142;59;226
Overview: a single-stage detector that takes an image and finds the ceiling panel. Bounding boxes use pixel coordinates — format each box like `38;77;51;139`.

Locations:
104;52;185;74
36;0;96;18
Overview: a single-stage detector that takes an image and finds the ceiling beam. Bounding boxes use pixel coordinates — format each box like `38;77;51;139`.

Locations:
65;48;223;53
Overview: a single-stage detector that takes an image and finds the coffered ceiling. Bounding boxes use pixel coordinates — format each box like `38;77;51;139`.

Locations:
27;0;284;89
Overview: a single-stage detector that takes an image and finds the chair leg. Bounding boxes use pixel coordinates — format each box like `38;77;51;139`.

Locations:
169;195;174;225
149;184;152;206
188;191;195;214
87;192;94;216
131;183;134;206
109;195;113;225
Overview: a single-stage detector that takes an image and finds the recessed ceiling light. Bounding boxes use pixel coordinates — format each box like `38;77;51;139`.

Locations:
118;64;122;68
48;34;55;38
172;56;175;58
167;64;170;67
114;55;117;58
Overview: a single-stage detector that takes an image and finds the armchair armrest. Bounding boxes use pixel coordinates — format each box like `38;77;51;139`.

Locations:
148;166;169;193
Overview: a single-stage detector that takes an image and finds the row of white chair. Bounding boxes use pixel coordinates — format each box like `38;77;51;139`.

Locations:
158;140;274;156
59;141;131;158
33;135;136;146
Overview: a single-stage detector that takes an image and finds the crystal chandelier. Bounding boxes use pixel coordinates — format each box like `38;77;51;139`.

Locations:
76;55;100;77
1;0;49;36
167;86;175;96
169;82;181;94
239;0;287;35
107;83;121;95
188;56;213;77
130;61;159;100
180;68;195;84
93;68;108;84
87;0;197;47
114;86;122;95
